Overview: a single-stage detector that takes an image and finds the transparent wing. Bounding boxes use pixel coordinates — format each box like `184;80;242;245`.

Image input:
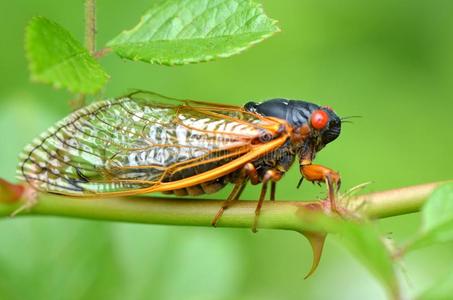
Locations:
18;91;286;196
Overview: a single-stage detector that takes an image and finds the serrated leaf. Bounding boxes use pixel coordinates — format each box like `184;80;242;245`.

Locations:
107;0;279;65
25;16;109;94
408;183;453;250
417;271;453;300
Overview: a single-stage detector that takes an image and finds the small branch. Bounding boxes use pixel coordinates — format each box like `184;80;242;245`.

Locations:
68;0;96;110
357;182;442;219
69;94;86;110
94;47;112;59
0;181;448;232
85;0;96;55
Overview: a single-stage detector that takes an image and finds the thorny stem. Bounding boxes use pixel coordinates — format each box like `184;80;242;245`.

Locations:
0;181;448;300
0;181;448;230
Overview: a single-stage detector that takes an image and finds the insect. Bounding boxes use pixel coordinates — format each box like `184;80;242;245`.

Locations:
18;91;342;231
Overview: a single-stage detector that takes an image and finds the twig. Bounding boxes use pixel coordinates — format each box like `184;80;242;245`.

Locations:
68;0;96;110
0;181;448;231
0;179;447;300
94;47;112;59
85;0;96;55
358;182;442;219
69;94;86;110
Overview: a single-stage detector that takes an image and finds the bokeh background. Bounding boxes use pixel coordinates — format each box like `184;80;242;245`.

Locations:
1;0;453;299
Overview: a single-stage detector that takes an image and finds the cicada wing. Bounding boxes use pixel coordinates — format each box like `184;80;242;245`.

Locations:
17;100;152;195
18;92;288;196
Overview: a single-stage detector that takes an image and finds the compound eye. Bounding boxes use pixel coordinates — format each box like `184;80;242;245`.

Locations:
311;109;329;129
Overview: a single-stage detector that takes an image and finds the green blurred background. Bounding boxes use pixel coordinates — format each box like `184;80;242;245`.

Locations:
1;0;453;299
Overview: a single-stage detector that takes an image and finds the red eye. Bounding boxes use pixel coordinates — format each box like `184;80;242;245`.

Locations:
311;110;329;129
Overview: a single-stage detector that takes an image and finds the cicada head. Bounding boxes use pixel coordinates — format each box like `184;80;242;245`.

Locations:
244;98;341;156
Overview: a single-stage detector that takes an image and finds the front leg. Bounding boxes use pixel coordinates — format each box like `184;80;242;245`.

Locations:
300;164;341;211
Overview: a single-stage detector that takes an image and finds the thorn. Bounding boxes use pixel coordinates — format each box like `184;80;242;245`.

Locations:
302;231;327;279
0;178;25;203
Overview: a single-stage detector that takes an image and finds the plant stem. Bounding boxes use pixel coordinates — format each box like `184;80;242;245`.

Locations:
69;94;86;111
0;181;448;232
358;182;442;219
85;0;96;55
69;0;96;110
94;47;112;59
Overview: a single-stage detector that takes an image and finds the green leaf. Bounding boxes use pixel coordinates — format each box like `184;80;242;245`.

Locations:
417;271;453;300
25;16;109;94
107;0;279;65
336;223;398;296
409;183;453;249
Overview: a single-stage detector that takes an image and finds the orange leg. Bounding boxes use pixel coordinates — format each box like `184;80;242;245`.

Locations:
211;179;247;226
300;164;341;211
211;163;256;227
270;181;277;201
252;169;282;233
244;162;260;185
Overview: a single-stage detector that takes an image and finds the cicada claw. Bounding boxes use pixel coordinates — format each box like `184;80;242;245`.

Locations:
299;164;341;212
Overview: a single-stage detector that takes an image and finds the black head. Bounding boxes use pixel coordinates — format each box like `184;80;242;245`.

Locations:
244;98;341;148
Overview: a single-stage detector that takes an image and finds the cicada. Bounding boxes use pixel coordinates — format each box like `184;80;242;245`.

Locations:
18;91;342;231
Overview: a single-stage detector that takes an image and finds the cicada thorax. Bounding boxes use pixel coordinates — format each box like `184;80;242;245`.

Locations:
247;139;296;178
